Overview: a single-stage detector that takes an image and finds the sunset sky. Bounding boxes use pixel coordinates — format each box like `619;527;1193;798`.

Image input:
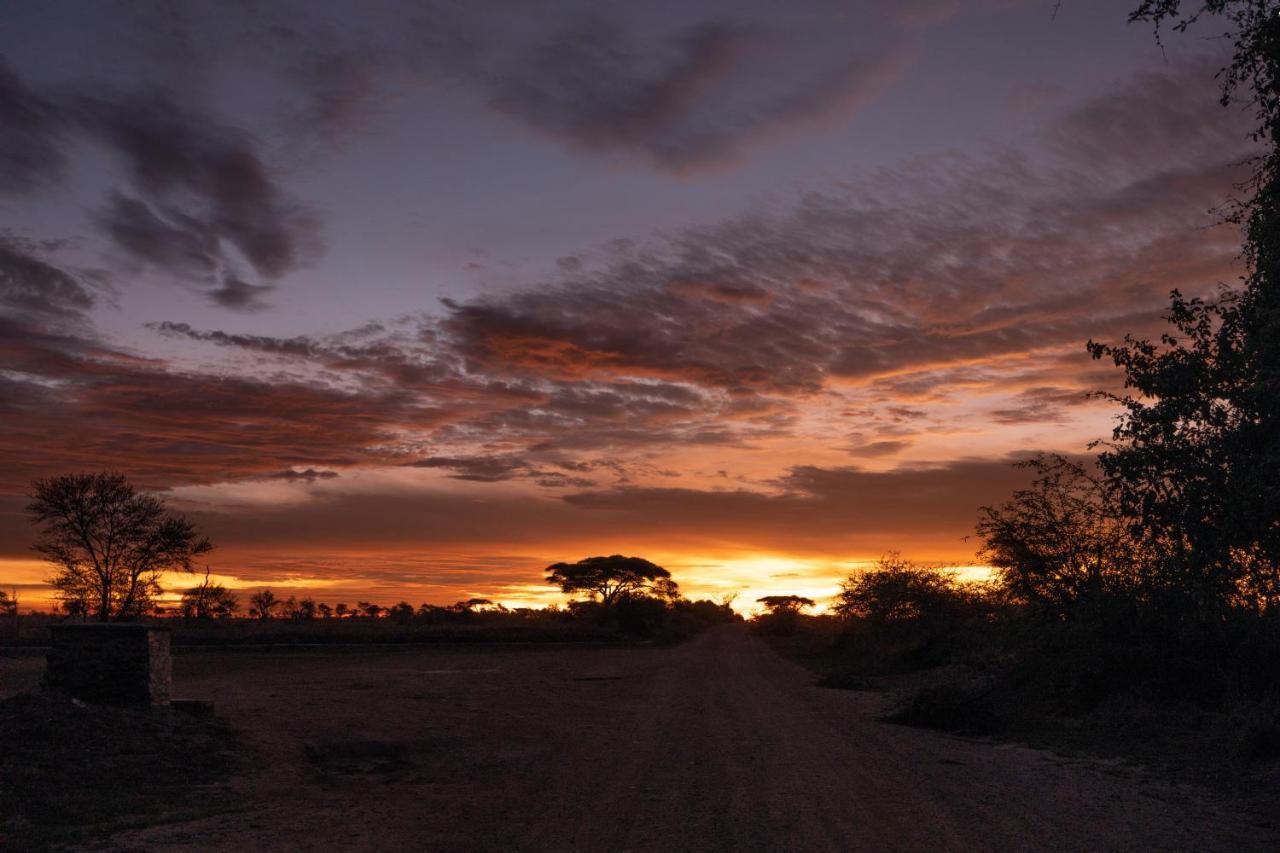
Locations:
0;0;1258;610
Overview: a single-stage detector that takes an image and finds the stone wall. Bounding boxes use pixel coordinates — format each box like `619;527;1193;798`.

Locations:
44;624;172;707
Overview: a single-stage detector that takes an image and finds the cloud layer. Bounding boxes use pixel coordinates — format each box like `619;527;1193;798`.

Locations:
0;54;319;310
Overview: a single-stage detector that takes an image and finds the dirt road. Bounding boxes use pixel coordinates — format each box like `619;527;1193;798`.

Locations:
101;626;1271;852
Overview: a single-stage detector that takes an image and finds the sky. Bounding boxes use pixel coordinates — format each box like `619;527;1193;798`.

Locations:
0;0;1260;611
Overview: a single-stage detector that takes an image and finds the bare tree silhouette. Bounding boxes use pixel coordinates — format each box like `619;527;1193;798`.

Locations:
27;472;212;621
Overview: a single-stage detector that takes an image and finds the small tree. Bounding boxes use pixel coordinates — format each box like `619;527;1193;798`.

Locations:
288;597;317;621
179;567;239;621
545;555;671;607
833;554;966;626
976;456;1138;620
388;601;415;624
751;594;814;636
249;589;281;621
756;595;815;615
451;597;502;614
334;602;349;619
27;472;212;621
317;602;333;619
0;588;17;617
60;593;89;619
416;602;445;621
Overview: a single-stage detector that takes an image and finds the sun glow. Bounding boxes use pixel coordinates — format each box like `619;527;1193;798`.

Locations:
649;553;862;614
2;553;993;615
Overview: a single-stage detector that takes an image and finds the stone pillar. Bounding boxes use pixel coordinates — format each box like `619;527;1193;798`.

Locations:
44;624;172;707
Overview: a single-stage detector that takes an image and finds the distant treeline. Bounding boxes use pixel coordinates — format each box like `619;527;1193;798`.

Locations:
3;564;740;647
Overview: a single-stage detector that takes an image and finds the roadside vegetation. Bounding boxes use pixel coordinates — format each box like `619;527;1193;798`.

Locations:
756;0;1280;803
5;1;1280;842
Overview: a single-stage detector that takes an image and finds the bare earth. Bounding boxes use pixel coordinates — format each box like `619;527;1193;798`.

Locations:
10;625;1275;851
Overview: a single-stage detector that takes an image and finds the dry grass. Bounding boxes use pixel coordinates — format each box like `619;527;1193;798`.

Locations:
0;692;238;850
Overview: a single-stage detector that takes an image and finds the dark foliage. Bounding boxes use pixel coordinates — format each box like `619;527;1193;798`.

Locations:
977;457;1138;619
179;568;240;621
834;554;979;626
248;589;281;621
756;595;815;613
545;555;673;607
1092;1;1280;626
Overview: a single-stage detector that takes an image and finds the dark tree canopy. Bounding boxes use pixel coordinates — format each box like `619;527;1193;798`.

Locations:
755;595;815;614
179;568;239;621
453;597;496;612
249;589;281;621
1130;2;1279;155
27;472;212;621
832;554;965;624
1083;1;1280;619
286;596;319;621
545;555;672;606
388;600;416;623
651;578;682;602
977;456;1139;618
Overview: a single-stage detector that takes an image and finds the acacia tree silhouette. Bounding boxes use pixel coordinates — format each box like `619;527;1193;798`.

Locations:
545;555;671;607
755;595;815;614
27;472;212;621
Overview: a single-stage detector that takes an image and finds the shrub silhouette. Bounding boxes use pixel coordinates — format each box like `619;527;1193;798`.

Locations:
179;568;239;621
825;555;993;675
546;555;672;607
976;457;1139;622
834;554;970;627
248;589;281;621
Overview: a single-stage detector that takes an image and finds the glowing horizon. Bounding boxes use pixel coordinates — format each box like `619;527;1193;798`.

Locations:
0;551;996;616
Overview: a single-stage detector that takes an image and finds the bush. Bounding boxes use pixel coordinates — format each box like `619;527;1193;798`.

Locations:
887;682;1001;735
613;595;671;638
824;554;996;675
834;554;981;628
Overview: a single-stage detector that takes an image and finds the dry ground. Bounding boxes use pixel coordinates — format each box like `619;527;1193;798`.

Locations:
4;626;1275;851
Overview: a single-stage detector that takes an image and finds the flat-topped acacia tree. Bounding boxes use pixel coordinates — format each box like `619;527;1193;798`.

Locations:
27;472;212;621
545;555;673;607
755;595;815;615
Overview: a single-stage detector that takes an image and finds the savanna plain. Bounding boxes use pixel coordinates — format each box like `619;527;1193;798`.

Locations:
4;625;1275;852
